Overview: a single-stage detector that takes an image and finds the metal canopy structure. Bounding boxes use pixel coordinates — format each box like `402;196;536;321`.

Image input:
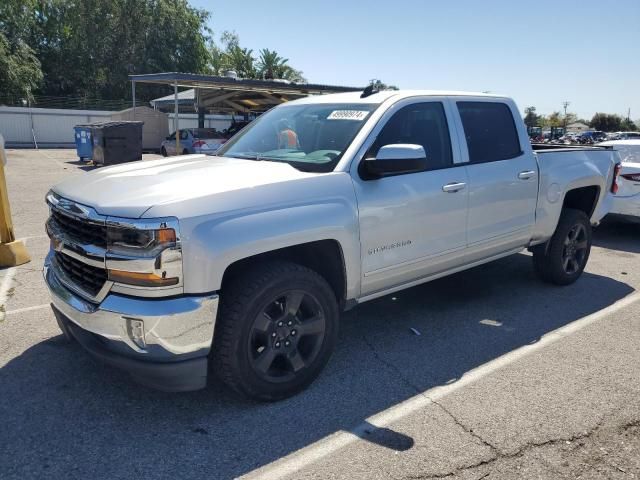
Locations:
128;72;363;151
129;72;362;114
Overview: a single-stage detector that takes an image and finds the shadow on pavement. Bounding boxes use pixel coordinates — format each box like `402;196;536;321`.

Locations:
64;159;101;172
0;253;634;479
594;218;640;254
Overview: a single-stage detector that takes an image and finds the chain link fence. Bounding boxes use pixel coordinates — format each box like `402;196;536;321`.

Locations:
0;94;131;111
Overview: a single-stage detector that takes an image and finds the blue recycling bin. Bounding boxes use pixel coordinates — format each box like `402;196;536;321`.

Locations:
73;125;94;160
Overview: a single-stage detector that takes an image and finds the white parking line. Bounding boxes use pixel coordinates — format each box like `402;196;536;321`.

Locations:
241;291;640;480
19;234;49;242
0;238;38;317
0;267;18;310
4;304;50;316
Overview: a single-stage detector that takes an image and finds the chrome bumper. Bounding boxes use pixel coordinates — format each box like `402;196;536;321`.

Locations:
44;256;219;362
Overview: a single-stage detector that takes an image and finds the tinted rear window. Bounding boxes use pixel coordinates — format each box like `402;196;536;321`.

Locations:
457;102;522;163
192;129;222;139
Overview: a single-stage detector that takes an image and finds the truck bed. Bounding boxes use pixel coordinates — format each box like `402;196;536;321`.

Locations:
531;143;613;152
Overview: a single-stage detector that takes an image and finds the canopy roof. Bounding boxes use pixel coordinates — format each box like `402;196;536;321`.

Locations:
130;72;363;114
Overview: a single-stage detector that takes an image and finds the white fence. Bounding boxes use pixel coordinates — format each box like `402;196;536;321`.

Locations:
0;106;233;148
0;107;112;147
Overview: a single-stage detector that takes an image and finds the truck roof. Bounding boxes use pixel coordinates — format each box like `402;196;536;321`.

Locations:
287;90;509;105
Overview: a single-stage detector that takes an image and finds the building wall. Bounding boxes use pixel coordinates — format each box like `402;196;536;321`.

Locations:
0;106;233;148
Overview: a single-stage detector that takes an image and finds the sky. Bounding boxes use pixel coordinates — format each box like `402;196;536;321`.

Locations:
190;0;639;120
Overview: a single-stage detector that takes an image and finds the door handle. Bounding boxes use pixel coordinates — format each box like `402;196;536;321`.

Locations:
518;170;536;180
442;182;467;193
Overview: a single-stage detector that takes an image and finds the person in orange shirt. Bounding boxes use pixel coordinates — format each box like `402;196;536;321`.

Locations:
277;119;300;149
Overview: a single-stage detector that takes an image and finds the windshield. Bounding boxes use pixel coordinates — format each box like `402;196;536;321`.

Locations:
216;103;378;172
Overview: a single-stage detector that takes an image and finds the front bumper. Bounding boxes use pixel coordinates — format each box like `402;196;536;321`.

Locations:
44;259;219;391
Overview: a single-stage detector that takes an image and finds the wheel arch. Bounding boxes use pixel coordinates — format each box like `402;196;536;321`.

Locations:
562;185;600;219
220;240;348;309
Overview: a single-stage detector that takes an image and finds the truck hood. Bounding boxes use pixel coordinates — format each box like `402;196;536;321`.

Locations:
52;155;313;218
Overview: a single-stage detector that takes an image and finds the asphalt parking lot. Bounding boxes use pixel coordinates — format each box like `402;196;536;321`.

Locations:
1;149;639;480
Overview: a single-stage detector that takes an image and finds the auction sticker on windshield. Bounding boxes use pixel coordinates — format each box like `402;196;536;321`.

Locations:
327;110;370;121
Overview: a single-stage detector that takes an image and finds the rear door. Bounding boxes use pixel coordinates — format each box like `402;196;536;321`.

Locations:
453;99;538;253
351;98;469;296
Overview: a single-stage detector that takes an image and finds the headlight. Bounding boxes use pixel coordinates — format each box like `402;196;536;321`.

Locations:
105;220;182;289
107;226;177;253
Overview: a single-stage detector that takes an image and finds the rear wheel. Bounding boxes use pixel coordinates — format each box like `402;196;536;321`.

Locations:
182;148;189;155
533;208;592;285
213;261;339;401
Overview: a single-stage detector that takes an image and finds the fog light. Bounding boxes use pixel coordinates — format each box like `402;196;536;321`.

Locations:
126;317;146;349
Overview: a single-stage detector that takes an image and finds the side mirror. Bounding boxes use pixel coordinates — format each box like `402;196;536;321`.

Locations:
362;144;428;179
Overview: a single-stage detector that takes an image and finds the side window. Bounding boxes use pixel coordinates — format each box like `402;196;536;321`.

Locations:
369;102;453;171
180;130;189;140
457;102;522;164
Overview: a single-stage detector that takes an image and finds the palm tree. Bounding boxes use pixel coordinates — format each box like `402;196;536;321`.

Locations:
257;49;288;80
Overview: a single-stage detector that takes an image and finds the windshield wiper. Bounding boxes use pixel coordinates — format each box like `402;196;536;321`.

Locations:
223;153;262;160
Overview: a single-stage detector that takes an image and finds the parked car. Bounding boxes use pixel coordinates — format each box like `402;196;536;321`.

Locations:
610;131;640;141
598;139;640;221
45;89;619;401
160;128;226;156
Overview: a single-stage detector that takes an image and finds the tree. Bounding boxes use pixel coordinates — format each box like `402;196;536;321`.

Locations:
224;45;256;78
257;49;289;80
620;118;638;132
590;113;623;132
0;32;42;100
369;79;398;90
564;112;578;126
1;0;212;102
256;49;306;82
208;33;306;82
546;112;563;128
523;106;540;128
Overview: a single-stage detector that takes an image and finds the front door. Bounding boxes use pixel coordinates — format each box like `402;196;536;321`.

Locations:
352;100;469;296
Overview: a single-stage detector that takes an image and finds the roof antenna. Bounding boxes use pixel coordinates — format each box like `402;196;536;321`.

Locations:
361;84;379;98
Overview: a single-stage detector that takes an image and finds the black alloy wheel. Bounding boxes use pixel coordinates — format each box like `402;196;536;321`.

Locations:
248;290;326;383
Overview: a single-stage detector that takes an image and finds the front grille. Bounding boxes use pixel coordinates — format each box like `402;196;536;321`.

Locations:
51;209;107;248
54;252;107;297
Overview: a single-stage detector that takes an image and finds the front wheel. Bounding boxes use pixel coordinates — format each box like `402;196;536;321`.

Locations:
160;147;167;157
533;208;592;285
212;261;339;401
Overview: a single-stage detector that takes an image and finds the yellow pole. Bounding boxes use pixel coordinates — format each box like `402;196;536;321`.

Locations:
0;134;30;266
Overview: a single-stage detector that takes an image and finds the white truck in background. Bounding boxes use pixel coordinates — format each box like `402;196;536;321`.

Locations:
44;89;620;401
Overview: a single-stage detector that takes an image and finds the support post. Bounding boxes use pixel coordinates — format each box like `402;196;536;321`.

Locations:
0;135;30;267
174;82;180;153
197;89;205;128
132;80;136;120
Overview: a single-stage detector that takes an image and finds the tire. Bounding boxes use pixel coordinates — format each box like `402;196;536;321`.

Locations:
212;261;339;401
182;149;189;155
161;147;167;157
532;208;592;285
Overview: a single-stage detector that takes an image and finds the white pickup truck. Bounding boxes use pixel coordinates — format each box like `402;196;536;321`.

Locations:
44;89;620;400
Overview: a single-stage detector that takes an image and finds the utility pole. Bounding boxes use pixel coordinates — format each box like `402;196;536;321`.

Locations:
562;101;570;131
